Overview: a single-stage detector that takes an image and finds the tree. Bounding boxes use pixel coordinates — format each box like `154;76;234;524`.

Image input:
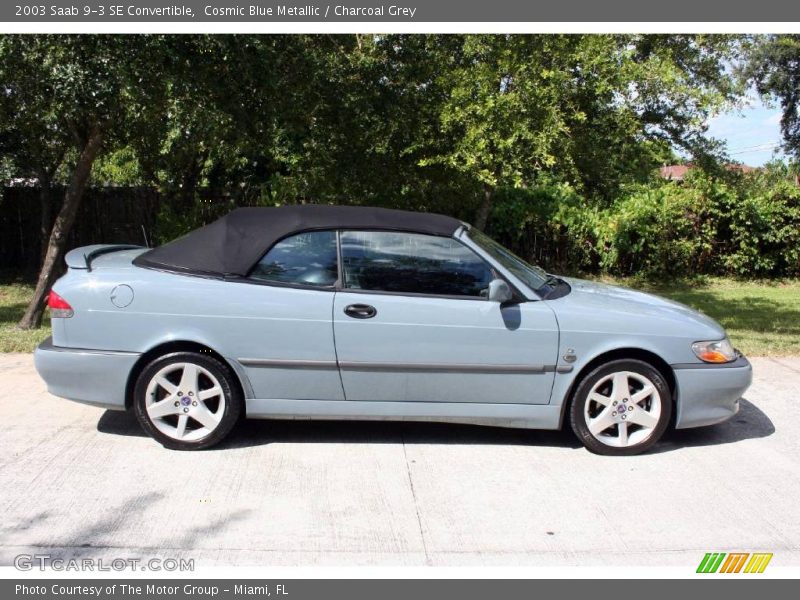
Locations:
0;34;746;303
147;35;326;225
747;35;800;158
552;34;740;201
0;40;70;264
0;35;170;328
283;35;465;212
404;35;741;228
406;35;574;229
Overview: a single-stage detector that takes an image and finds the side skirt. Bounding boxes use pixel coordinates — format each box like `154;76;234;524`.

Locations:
244;398;562;430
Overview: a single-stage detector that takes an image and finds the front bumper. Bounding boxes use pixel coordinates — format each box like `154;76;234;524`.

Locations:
34;337;140;410
673;355;753;429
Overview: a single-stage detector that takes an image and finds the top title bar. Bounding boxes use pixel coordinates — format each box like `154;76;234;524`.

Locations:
3;0;800;22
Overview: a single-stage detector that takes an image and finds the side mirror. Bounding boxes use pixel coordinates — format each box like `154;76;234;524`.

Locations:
487;278;512;303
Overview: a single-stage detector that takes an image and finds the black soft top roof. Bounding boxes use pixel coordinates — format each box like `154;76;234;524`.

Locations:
134;205;464;277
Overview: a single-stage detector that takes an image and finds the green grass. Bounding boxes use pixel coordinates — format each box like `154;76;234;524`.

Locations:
0;282;51;353
597;276;800;357
1;277;798;356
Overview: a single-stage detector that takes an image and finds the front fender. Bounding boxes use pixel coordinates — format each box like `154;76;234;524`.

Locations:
549;336;678;428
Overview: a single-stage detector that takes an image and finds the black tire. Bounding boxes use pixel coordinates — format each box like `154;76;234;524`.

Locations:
569;358;672;456
133;351;243;450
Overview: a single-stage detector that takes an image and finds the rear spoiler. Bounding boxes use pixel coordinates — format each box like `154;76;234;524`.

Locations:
64;244;143;271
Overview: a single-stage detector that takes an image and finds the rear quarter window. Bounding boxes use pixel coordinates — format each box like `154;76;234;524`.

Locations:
249;231;338;287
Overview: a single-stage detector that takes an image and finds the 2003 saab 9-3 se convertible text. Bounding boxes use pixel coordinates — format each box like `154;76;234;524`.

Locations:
34;206;752;455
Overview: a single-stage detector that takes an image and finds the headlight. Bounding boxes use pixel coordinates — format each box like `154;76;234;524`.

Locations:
691;338;737;364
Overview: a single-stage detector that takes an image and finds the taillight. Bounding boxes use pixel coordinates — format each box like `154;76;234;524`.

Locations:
47;290;74;318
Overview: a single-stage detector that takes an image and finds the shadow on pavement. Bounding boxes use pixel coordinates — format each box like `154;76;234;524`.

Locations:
0;511;51;538
0;491;252;559
657;397;774;452
226;418;585;450
97;396;773;454
97;409;582;450
97;410;147;437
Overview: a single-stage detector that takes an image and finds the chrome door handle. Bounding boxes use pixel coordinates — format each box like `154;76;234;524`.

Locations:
344;304;377;319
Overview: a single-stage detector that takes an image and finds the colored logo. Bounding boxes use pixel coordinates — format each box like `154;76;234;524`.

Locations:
696;552;773;573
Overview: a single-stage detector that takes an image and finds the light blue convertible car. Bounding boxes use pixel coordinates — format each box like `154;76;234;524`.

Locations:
34;205;752;454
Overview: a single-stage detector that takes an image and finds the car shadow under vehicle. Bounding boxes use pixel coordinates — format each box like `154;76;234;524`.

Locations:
97;410;582;449
96;396;773;454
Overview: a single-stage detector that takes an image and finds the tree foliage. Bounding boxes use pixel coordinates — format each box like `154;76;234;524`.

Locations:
0;35;171;327
129;34;744;229
747;34;800;158
3;33;790;327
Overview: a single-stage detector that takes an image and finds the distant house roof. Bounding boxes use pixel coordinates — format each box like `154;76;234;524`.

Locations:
659;165;691;180
659;163;759;181
726;164;758;175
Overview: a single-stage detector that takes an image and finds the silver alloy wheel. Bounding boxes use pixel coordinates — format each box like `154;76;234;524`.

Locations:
144;362;226;442
583;370;662;448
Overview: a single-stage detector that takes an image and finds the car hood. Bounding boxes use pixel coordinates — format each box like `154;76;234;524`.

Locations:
555;277;726;339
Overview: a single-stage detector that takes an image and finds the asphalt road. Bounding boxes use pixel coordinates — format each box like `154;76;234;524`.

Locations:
1;353;798;568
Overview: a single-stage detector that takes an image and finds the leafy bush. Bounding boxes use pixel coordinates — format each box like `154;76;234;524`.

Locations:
486;180;598;274
592;175;721;276
152;163;800;279
489;166;800;278
717;174;800;277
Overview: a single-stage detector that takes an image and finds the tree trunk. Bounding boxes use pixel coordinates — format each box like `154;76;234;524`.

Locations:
38;174;52;268
36;152;65;268
178;148;208;213
475;185;494;231
18;126;104;330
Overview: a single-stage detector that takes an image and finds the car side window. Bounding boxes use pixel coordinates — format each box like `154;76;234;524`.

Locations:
340;231;493;297
249;230;338;287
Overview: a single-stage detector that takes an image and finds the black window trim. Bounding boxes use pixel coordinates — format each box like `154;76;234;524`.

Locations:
335;229;345;288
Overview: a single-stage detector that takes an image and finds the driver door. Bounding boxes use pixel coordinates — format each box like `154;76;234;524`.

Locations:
332;230;559;405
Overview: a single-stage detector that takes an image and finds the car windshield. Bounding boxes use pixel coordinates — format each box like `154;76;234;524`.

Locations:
467;228;551;293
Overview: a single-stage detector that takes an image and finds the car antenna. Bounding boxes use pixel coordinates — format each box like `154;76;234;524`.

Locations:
141;225;151;248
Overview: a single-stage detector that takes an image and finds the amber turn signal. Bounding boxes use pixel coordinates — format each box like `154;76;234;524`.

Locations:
691;339;736;364
696;350;731;363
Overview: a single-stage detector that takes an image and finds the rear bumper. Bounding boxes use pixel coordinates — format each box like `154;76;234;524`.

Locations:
673;355;753;429
33;337;140;411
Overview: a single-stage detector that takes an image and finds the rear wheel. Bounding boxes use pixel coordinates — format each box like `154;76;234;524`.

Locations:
133;352;242;450
569;359;672;456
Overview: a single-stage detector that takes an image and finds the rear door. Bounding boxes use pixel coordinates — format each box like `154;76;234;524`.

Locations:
332;230;560;404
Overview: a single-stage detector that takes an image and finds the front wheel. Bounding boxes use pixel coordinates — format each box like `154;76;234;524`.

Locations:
133;352;243;450
569;359;672;456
